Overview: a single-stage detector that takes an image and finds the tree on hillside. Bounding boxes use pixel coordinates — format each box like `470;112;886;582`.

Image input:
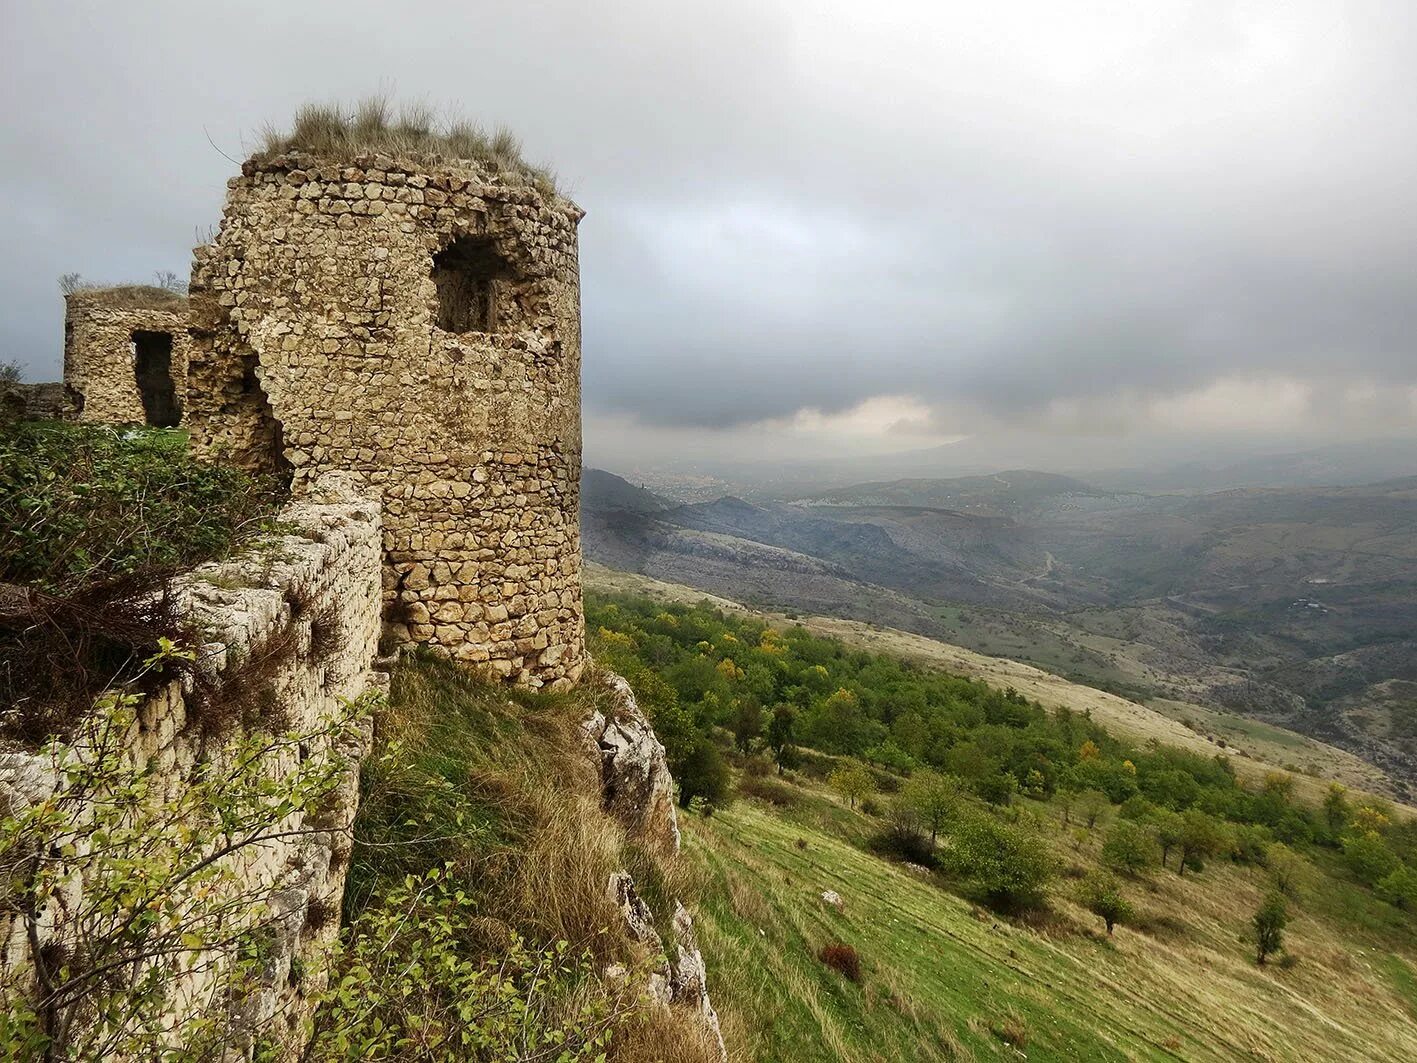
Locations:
676;736;731;809
1322;782;1350;835
1377;865;1417;911
0;359;20;384
1267;844;1303;898
1178;810;1226;874
1251;892;1288;965
1076;789;1110;830
1080;872;1132;935
1343;831;1400;886
973;771;1018;807
1101;819;1160;876
1152;810;1185;870
732;697;764;753
767;704;797;773
902;769;964;847
829;762;876;809
942;815;1055;911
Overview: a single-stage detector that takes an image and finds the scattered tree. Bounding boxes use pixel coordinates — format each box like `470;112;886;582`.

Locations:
1101;819;1160;876
902;769;964;846
1177;809;1225;875
676;736;731;809
1251;892;1288;965
0;359;20;384
1080;872;1132;935
829;762;876;809
1152;809;1184;870
1322;782;1350;834
1267;844;1303;898
1376;865;1417;911
942;815;1055;911
732;697;764;752
1076;789;1110;830
768;704;797;773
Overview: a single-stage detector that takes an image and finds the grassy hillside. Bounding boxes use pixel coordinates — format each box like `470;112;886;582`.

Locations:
687;777;1417;1062
585;564;1402;805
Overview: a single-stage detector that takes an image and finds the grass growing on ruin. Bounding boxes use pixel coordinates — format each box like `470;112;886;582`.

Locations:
256;96;558;193
315;653;721;1062
687;779;1417;1062
0;422;278;592
0;422;282;742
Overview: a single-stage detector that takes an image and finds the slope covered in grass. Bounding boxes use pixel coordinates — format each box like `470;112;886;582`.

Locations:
687;783;1417;1062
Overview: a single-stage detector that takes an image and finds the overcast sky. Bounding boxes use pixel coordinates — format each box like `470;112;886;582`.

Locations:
4;1;1415;471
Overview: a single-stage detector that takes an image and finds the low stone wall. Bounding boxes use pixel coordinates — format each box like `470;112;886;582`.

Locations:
0;381;78;421
0;475;382;1057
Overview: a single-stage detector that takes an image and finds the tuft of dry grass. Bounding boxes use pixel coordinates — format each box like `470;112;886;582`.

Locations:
255;96;558;194
65;284;187;310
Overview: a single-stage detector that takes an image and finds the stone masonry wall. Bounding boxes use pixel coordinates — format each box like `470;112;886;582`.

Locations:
64;289;192;425
0;475;383;1056
184;151;585;687
0;381;78;422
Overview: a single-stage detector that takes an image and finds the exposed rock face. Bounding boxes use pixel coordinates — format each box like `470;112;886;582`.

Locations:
183;149;586;687
582;672;680;854
605;872;726;1060
63;288;192;426
0;474;383;1057
592;671;723;1059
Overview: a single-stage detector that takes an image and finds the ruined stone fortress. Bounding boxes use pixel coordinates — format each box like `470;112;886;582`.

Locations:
10;141;587;688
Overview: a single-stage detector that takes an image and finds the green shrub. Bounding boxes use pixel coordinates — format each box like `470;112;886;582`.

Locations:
1079;872;1132;934
1342;832;1400;886
0;422;277;591
1101;820;1160;876
308;867;619;1061
678;736;733;809
1252;892;1288;965
942;814;1055;910
1376;864;1417;910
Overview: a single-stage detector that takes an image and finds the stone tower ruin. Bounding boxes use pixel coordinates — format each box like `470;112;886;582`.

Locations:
184;148;585;687
63;286;191;426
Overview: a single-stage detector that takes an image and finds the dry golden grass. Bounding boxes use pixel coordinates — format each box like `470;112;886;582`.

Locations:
360;654;723;1062
255;96;557;193
65;284;186;310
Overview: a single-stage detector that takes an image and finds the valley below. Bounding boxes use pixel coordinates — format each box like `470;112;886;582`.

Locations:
582;466;1417;799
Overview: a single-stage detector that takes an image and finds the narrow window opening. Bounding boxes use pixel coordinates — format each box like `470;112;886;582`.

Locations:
132;330;180;427
432;237;507;333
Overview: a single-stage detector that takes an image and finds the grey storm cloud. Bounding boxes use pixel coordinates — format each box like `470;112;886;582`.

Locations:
3;0;1416;452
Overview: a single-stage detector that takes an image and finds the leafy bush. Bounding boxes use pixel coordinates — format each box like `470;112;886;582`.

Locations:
1376;865;1417;910
1252;892;1288;965
0;422;278;591
1342;831;1400;886
942;814;1055;911
308;867;621;1061
738;774;798;808
818;942;863;983
1101;819;1160;876
678;736;733;809
1079;872;1132;934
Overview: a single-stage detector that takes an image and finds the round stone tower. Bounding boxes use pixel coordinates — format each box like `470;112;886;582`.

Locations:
184;148;585;687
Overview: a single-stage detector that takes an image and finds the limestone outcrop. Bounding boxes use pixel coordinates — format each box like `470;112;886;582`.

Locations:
593;672;724;1059
582;672;681;854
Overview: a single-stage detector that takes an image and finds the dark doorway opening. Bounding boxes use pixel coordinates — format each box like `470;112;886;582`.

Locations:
432;237;508;333
132;330;180;427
